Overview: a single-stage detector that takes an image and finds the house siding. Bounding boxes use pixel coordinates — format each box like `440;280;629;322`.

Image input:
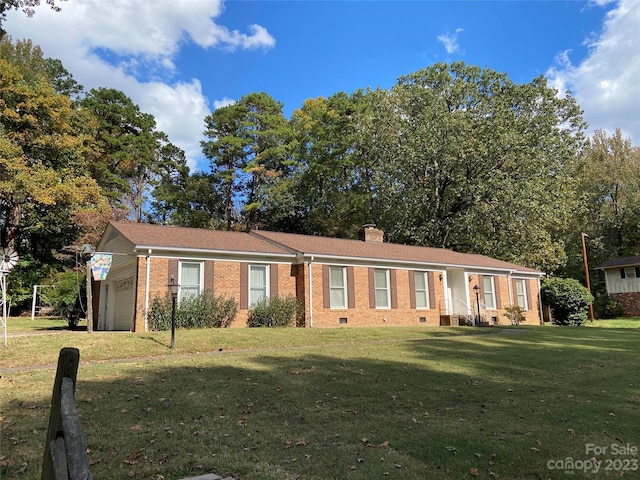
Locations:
96;222;544;331
132;258;300;330
129;257;541;330
599;261;640;316
308;264;445;327
466;273;540;325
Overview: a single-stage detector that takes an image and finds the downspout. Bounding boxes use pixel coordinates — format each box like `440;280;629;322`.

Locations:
144;249;152;332
507;271;513;307
308;256;314;328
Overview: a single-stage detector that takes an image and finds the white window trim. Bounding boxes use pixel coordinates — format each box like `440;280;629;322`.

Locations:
515;279;528;311
483;276;496;310
329;266;348;309
374;269;391;309
414;271;430;310
178;260;204;302
249;264;270;308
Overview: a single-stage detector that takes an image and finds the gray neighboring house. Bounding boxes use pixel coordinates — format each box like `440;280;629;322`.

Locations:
597;256;640;316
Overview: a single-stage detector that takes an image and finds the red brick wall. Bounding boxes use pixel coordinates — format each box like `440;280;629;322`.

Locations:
610;292;640;316
132;256;542;330
306;265;446;328
134;258;300;330
465;273;540;325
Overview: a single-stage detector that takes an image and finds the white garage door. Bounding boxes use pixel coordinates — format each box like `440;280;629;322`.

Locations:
113;277;135;331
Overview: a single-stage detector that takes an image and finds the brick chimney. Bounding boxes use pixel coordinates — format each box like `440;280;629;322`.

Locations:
359;224;384;243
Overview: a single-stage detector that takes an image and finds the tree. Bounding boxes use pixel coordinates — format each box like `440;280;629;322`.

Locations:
0;55;105;252
201;92;289;230
0;37;82;97
240;92;290;229
356;62;586;272
1;40;108;309
581;129;640;257
560;129;640;291
202;102;250;230
149;156;227;229
271;91;374;237
80;88;183;222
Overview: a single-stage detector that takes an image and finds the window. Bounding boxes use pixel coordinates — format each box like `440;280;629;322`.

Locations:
483;276;496;309
414;271;429;309
329;266;347;309
374;269;390;308
249;264;269;307
624;267;637;279
180;262;202;300
515;279;527;310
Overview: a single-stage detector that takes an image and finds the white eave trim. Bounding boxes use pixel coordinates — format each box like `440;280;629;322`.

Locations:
132;245;296;259
292;253;544;277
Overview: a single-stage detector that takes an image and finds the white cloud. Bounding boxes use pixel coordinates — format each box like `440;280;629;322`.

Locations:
4;0;275;170
437;28;464;54
214;97;236;110
546;0;640;143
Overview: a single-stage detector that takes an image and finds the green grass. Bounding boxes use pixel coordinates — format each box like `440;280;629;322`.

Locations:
1;319;639;479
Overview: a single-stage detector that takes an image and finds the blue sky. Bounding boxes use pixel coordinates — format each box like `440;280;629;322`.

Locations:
6;1;639;171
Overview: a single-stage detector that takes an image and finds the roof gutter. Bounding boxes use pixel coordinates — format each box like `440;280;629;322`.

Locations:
294;253;544;277
132;246;296;260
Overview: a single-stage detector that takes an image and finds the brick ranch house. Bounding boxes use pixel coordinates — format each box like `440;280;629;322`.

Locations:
93;221;544;331
597;256;640;316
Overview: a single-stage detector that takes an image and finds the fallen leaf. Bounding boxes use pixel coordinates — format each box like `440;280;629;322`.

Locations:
469;467;479;476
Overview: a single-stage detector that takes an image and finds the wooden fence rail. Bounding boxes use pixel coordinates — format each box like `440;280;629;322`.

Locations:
42;347;92;480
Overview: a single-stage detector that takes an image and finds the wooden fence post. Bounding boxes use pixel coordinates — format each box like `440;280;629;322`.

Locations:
41;347;92;480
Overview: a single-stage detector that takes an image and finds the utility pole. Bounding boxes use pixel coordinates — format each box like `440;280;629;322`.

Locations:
581;233;595;322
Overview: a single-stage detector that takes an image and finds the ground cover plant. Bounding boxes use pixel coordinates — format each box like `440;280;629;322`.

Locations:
1;318;639;479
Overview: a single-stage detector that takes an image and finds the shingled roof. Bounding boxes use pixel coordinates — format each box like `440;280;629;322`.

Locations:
102;221;541;275
103;221;293;256
251;230;541;275
597;256;640;269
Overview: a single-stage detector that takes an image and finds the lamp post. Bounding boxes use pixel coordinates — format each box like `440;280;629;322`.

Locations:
473;284;481;327
168;276;180;349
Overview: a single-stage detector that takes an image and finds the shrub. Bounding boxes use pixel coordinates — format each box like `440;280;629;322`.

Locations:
593;294;625;319
247;295;300;327
40;270;84;319
541;277;594;326
147;292;237;331
503;305;525;325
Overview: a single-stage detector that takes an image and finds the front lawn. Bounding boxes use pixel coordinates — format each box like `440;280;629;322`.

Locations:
1;322;638;479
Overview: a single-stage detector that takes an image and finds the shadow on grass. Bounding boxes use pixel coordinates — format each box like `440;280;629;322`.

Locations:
2;327;639;480
140;334;172;349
